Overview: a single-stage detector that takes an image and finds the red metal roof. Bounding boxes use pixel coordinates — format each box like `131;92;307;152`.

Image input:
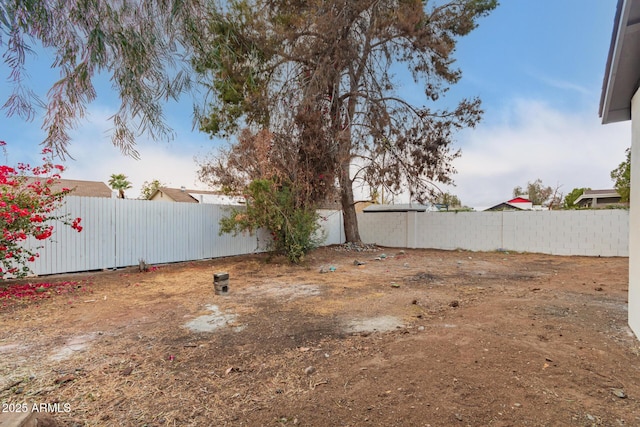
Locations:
507;197;531;204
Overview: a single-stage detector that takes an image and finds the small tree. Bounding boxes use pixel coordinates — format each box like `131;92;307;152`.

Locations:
109;173;132;199
140;179;165;200
435;192;462;209
611;148;630;203
0;141;82;278
513;179;562;208
547;184;564;210
563;187;590;209
219;179;323;263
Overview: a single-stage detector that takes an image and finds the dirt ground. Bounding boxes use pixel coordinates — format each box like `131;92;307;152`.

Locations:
0;245;638;427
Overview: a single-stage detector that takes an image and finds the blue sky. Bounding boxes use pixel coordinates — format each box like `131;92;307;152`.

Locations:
0;0;631;209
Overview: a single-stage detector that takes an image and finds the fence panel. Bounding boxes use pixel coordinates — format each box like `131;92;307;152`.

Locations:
23;197;266;276
357;209;629;257
24;198;340;276
357;212;408;247
26;196;116;275
412;212;503;251
20;197;629;278
317;209;345;245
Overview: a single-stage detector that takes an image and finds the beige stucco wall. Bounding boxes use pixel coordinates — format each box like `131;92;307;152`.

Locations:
629;90;640;337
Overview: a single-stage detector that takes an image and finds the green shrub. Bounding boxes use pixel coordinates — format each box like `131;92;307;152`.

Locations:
220;179;323;263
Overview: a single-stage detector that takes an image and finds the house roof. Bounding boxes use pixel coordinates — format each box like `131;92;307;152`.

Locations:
151;187;200;203
574;189;621;203
362;203;430;213
484;196;533;211
150;187;245;203
507;197;532;204
188;192;245;205
26;177;112;198
484;202;526;211
582;189;620;197
600;0;640;123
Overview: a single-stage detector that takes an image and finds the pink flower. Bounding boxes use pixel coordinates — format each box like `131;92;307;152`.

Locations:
30;215;44;223
71;218;83;232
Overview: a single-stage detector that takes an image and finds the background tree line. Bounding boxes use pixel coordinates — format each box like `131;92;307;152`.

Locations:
513;147;631;211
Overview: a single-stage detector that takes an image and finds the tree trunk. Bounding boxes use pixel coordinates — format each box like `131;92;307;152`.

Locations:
339;161;361;243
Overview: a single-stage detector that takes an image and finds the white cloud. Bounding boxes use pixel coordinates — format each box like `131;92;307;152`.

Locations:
60;105;215;198
525;68;593;97
51;100;631;210
448;99;631;209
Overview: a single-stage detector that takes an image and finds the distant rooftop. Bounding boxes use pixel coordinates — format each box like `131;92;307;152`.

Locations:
362;203;431;213
26;177;112;198
150;187;245;204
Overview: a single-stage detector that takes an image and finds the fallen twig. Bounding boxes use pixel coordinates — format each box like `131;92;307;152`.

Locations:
309;380;328;390
1;378;24;392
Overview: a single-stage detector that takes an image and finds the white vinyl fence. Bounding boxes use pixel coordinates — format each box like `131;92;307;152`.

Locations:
23;197;345;276
20;197;629;277
24;197;258;276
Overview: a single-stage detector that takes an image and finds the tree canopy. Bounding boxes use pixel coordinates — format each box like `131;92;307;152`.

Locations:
108;173;132;199
140;179;165;199
2;0;499;249
611;148;630;203
1;0;209;158
513;179;562;209
563;187;590;209
435;192;462;209
195;0;497;242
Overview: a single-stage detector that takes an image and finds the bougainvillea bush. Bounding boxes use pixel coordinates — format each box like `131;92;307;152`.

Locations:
0;141;82;279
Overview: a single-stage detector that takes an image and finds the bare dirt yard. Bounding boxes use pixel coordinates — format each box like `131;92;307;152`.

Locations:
0;245;638;427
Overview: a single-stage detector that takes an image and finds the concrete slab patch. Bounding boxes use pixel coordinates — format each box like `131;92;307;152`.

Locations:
50;333;99;361
343;315;404;333
184;304;244;333
0;343;24;354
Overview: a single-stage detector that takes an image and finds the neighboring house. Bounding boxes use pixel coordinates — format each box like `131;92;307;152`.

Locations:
362;203;432;213
190;192;246;205
149;187;198;203
600;0;640;338
149;187;244;205
149;186;339;207
484;197;543;211
574;189;624;208
27;177;113;198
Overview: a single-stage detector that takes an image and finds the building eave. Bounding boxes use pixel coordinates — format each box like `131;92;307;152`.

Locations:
601;0;640;124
